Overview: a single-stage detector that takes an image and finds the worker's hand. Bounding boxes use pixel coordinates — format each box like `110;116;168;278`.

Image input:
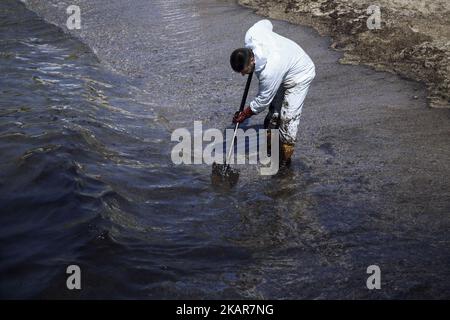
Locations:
232;106;254;124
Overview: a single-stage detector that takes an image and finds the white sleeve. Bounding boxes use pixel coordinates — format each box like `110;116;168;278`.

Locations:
249;70;283;114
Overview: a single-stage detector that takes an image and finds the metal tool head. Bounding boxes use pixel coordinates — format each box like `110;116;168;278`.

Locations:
211;162;239;188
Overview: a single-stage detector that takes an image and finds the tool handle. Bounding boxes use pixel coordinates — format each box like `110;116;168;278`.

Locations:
238;72;253;112
224;72;253;167
225;122;240;166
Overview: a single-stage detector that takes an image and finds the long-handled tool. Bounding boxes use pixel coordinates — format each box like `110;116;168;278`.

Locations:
211;72;253;187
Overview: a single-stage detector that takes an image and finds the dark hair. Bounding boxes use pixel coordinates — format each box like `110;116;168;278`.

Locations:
230;48;252;72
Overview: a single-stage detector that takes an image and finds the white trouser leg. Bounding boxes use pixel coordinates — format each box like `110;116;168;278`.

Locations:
279;77;313;145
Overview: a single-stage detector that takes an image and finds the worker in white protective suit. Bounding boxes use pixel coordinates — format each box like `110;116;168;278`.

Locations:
230;19;315;167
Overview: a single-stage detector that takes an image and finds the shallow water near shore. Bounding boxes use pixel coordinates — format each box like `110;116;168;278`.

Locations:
1;0;450;299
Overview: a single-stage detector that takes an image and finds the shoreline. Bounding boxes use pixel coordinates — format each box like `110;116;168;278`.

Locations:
6;0;450;299
237;0;450;108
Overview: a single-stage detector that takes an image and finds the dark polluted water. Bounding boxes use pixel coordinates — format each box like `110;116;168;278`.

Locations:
1;0;450;299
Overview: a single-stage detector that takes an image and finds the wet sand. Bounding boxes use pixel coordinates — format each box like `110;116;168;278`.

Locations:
15;0;450;298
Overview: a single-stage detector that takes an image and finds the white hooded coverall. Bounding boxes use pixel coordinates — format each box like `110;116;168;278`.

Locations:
245;20;315;145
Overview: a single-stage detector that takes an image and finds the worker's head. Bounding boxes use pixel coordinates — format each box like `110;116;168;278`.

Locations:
230;48;255;76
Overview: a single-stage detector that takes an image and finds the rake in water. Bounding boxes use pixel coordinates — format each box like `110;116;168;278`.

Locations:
211;72;253;188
